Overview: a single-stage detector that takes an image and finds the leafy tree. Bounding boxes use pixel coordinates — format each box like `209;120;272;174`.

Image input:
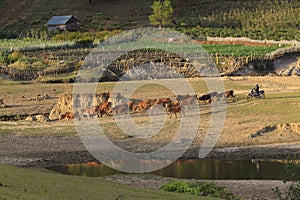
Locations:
148;0;174;29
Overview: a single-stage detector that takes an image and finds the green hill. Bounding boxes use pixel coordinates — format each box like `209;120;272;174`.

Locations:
0;0;299;40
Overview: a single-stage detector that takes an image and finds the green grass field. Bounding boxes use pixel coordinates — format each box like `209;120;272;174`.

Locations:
202;44;281;57
0;39;75;51
0;164;221;200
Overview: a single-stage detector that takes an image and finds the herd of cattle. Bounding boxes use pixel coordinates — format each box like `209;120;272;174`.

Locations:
59;90;235;121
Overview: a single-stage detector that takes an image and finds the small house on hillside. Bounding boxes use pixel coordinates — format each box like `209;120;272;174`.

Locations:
47;15;78;31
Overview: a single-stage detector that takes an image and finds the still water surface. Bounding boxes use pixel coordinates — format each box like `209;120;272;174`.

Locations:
48;159;288;180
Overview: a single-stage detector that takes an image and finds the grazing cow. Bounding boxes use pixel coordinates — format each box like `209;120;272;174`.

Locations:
220;90;235;102
134;99;151;113
59;111;80;121
177;94;198;108
180;95;197;107
210;95;220;103
208;91;223;103
92;95;101;107
171;101;180;107
148;104;163;115
92;92;110;107
96;102;112;118
128;100;135;111
81;93;94;107
147;98;172;114
109;93;127;108
209;91;218;97
198;94;211;103
98;92;110;103
80;107;97;119
126;99;142;111
112;103;129;116
156;97;171;107
148;98;157;106
165;103;184;119
176;94;192;102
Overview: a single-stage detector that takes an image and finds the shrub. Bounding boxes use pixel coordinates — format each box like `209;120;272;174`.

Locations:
0;50;10;65
273;183;300;200
0;50;23;65
52;31;120;44
161;180;240;200
273;156;300;200
7;51;22;63
75;37;94;48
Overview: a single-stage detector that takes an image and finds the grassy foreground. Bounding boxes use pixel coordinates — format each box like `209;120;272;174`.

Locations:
0;164;220;200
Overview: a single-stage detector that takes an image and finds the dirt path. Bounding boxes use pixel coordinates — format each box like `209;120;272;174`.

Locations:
1;132;300;168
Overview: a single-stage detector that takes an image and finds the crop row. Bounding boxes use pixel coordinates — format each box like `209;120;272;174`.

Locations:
177;0;299;41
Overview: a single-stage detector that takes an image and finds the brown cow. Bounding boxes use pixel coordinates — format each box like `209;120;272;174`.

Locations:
112;103;129;116
109;92;127;108
148;98;157;106
209;92;222;103
134;99;151;113
59;111;80;121
96;102;112;118
220;90;235;102
98;92;110;103
147;98;172;115
128;100;135;111
156;97;171;107
80;107;97;119
180;95;197;107
171;101;180;106
209;91;218;97
148;104;163;115
176;94;191;102
165;103;184;119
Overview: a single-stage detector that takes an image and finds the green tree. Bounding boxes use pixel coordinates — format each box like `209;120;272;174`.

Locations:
148;0;174;29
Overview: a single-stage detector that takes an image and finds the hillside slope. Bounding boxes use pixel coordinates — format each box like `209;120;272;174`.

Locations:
0;0;152;33
0;0;299;40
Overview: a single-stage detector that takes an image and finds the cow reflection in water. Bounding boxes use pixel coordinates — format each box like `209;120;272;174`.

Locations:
251;159;261;171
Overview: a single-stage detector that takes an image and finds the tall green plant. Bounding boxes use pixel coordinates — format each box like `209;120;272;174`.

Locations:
273;156;300;200
148;0;174;29
0;50;10;65
0;50;22;65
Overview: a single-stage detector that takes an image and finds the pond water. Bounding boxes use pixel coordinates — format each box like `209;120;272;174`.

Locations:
47;159;289;180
